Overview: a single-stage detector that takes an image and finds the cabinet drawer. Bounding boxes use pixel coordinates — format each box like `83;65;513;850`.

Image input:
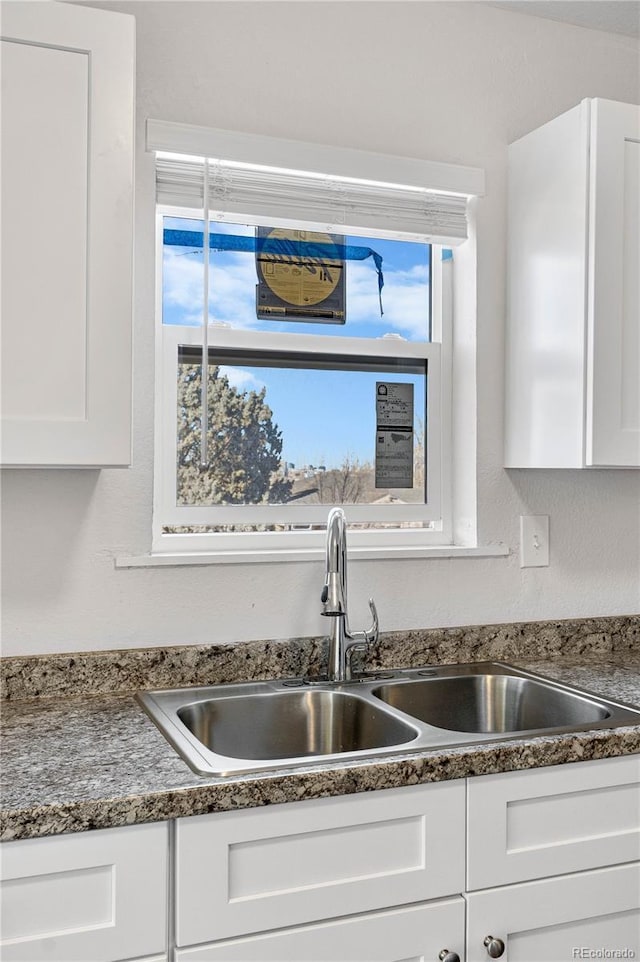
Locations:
175;897;465;962
0;822;168;962
129;958;168;962
467;754;640;890
466;862;640;962
128;958;168;962
176;781;465;946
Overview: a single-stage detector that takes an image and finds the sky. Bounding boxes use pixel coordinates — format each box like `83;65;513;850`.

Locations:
163;216;430;473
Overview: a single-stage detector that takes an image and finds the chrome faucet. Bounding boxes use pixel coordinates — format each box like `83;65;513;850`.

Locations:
320;507;379;682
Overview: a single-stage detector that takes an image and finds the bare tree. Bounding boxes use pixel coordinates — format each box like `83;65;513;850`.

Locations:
315;456;372;504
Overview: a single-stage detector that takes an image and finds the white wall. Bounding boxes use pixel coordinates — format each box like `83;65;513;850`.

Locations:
2;1;639;656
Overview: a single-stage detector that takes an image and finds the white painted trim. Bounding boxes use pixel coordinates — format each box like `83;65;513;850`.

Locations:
116;544;509;567
153;209;167;546
146;119;485;197
161;505;439;526
165;321;436;361
433;252;453;544
151;524;453;557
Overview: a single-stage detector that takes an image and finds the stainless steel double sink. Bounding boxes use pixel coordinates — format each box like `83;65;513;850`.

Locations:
138;662;640;776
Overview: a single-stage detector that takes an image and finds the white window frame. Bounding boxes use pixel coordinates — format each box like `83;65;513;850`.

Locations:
153;205;453;556
147;122;481;561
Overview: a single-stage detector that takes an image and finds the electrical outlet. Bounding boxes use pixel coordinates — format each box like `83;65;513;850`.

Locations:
520;515;550;567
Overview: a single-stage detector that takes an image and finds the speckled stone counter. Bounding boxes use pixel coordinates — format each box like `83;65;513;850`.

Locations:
3;614;638;701
2;617;639;842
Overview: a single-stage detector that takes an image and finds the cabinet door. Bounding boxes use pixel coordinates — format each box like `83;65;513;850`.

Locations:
587;98;640;466
0;823;168;962
175;897;465;961
467;862;640;962
0;2;134;466
467;754;640;890
505;100;590;469
176;781;465;946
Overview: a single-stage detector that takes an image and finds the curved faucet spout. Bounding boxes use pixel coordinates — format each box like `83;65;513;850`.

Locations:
321;508;348;618
320;508;378;682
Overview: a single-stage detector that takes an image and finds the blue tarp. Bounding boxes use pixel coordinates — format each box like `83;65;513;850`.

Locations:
163;229;385;315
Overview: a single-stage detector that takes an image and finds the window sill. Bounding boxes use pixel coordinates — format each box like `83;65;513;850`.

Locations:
115;543;509;568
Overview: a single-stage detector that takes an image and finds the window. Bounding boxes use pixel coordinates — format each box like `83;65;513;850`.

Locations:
150;124;478;558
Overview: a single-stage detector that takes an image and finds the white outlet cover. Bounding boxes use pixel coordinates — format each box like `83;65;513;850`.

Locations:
520;515;550;567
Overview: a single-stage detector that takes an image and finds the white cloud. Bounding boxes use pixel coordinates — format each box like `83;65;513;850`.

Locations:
345;260;430;339
163;248;258;329
163;243;431;340
163;248;204;315
218;366;265;392
207;254;257;327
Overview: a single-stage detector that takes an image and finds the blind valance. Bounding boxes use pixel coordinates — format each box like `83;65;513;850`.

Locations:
155;154;470;245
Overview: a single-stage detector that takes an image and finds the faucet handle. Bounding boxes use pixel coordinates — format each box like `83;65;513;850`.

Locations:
346;598;379;650
364;597;379;646
344;599;379;680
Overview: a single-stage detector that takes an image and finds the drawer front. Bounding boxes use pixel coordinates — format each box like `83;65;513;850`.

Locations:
467;754;640;890
466;862;640;962
0;823;168;962
176;781;466;946
128;958;169;962
175;897;465;962
129;958;169;962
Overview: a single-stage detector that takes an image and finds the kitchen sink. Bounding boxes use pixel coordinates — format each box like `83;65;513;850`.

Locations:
137;663;640;776
177;688;419;760
372;673;611;734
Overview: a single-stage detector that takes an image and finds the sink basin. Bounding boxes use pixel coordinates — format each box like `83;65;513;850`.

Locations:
139;681;420;775
372;674;611;733
178;688;418;761
138;663;640;776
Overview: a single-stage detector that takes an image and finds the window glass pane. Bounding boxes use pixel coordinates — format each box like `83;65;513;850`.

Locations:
176;351;427;508
163;215;431;342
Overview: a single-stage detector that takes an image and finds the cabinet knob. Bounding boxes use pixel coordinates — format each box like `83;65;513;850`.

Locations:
438;951;460;962
484;935;506;958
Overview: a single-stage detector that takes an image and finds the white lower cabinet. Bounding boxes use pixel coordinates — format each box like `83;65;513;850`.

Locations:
467;753;640;889
0;822;168;962
175;898;465;961
465;755;640;962
175;782;466;946
172;757;640;961
1;756;639;962
466;863;640;962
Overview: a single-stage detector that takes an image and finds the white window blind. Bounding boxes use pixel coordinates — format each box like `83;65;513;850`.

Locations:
155;154;470;244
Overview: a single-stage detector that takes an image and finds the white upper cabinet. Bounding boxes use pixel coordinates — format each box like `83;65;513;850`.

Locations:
0;2;134;467
505;98;640;468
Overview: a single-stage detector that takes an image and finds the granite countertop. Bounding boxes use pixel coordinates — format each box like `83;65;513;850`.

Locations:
2;652;640;842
